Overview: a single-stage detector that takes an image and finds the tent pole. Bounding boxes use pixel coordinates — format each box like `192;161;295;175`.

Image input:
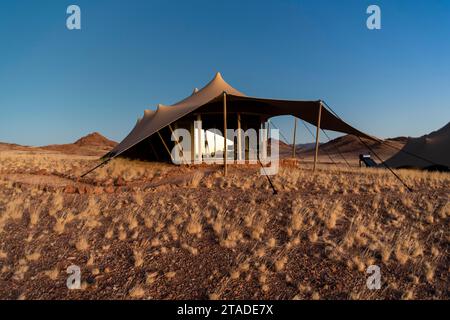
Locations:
263;119;270;159
313;102;322;172
190;120;195;164
157;130;174;163
260;120;267;161
266;121;269;158
292;117;297;158
214;126;217;158
237;113;242;162
196;114;202;164
223;92;227;176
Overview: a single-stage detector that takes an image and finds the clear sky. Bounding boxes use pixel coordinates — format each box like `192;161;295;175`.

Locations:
1;0;449;146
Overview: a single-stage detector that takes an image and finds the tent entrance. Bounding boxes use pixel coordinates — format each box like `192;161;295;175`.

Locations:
118;109;272;166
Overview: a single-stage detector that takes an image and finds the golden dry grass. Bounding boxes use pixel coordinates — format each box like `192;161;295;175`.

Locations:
0;150;448;299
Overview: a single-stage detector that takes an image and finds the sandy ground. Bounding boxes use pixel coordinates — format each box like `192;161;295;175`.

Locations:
0;149;448;300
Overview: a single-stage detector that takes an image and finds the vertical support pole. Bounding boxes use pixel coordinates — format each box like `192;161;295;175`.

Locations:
260;120;267;161
196;114;202;164
223;92;227;176
204;130;209;163
214;126;217;157
292;117;297;158
237;113;242;162
313;102;322;172
190;120;195;164
266;120;270;158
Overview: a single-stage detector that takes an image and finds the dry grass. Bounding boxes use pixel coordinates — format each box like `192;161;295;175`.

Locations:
75;237;89;251
0;150;448;299
44;268;59;280
129;286;145;298
133;249;144;268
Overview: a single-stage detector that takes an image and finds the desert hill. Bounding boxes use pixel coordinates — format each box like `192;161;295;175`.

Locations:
277;135;406;165
276;139;317;156
0;133;117;157
41;132;117;156
315;135;405;156
0;142;33;152
384;122;450;169
74;132;118;148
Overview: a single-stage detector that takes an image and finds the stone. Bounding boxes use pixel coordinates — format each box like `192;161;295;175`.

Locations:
104;186;115;194
64;185;77;194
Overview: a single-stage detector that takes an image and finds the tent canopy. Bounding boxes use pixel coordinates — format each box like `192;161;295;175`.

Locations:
108;72;377;159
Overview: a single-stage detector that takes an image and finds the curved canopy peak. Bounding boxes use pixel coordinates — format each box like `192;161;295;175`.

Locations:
167;72;246;109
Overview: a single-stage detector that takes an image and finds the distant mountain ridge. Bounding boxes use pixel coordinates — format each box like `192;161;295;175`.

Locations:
384;122;450;169
42;132;117;156
276;134;406;160
0;133;117;157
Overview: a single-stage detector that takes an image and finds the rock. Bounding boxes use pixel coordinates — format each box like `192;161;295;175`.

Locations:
64;185;77;194
104;186;115;194
93;186;104;194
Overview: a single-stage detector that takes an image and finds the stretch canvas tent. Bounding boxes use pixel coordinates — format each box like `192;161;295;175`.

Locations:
384;122;450;170
106;72;377;163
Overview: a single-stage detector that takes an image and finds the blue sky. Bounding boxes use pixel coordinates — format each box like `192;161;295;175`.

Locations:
0;0;449;146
